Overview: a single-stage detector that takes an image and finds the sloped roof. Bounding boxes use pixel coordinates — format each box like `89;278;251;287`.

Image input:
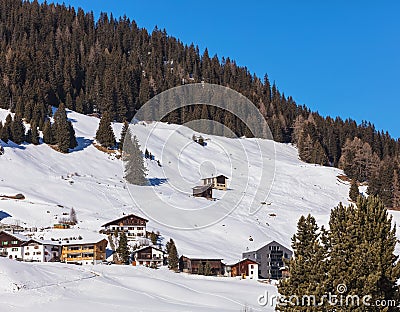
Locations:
201;175;229;180
0;231;29;242
133;245;164;254
102;214;149;227
228;258;259;266
192;184;212;194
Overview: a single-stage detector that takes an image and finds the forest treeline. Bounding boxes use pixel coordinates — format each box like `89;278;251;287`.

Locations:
0;0;399;207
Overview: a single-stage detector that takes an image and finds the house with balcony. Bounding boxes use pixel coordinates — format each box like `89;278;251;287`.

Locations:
242;240;292;279
60;238;108;265
201;175;229;191
101;214;148;241
22;239;61;262
0;231;29;260
132;245;164;267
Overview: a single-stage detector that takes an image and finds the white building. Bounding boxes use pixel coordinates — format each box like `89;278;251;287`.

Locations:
102;214;148;240
0;231;29;260
132;245;165;267
22;239;61;262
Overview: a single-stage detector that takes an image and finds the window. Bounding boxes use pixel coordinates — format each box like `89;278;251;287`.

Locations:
11;248;18;251
25;252;30;255
250;264;254;269
2;241;9;246
34;245;39;249
36;252;41;255
11;241;18;245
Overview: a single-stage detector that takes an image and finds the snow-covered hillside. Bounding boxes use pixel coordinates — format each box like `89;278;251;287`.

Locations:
1;107;400;311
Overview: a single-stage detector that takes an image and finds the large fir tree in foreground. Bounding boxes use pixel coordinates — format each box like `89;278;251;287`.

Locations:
123;128;147;185
277;196;400;312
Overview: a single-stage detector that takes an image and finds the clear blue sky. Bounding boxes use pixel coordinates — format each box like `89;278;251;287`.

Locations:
43;0;400;138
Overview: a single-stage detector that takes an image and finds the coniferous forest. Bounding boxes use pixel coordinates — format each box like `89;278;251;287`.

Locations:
0;0;399;207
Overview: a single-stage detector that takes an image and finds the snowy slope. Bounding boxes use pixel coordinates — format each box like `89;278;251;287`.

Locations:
1;107;400;311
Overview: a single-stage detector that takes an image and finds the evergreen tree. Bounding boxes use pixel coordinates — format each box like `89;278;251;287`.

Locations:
11;114;25;144
204;261;211;276
123;130;147;185
1;114;13;143
150;231;158;245
392;169;400;209
198;263;204;275
277;215;328;311
327;197;400;311
117;232;130;264
167;239;179;271
349;179;359;202
95;111;116;148
30;122;40;145
42;119;53;144
118;120;129;150
53;104;77;153
69;207;78;224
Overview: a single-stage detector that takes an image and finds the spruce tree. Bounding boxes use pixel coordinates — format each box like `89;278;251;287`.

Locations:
328;197;400;311
392;170;400;209
30;122;40;145
167;239;179;271
349;179;359;202
1;114;13;142
42;119;53;144
277;215;328;311
118;120;129;150
11;114;25;144
53;104;76;153
123;129;147;185
69;207;77;224
204;261;211;276
95;111;116;148
117;232;130;264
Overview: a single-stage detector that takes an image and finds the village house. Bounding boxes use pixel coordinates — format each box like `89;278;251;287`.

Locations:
192;184;213;199
226;258;259;279
132;245;165;268
0;231;29;260
242;241;292;280
60;238;108;265
201;175;229;191
22;238;61;262
179;255;224;275
101;214;148;240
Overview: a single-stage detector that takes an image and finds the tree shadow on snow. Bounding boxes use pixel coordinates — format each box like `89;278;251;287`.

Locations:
69;137;93;152
149;178;168;186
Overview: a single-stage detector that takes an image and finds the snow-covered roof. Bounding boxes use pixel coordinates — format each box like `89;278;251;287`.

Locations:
133;245;164;253
39;229;108;246
102;214;148;227
201;175;229;180
1;231;29;242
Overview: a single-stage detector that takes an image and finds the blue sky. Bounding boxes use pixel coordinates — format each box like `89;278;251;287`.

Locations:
43;0;400;138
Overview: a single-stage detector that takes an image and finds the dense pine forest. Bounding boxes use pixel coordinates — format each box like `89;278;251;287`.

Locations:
0;0;399;207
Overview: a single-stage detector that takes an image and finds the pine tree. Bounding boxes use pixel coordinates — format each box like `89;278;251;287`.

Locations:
277;215;328;311
117;232;130;264
95;111;116;148
198;263;204;275
11;114;25;144
392;169;400;209
42;119;53;144
204;261;211;276
118;120;129;150
30;122;40;145
349;179;359;202
69;207;77;224
167;239;178;271
53;104;77;153
123;130;147;185
328;197;400;311
150;231;158;245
